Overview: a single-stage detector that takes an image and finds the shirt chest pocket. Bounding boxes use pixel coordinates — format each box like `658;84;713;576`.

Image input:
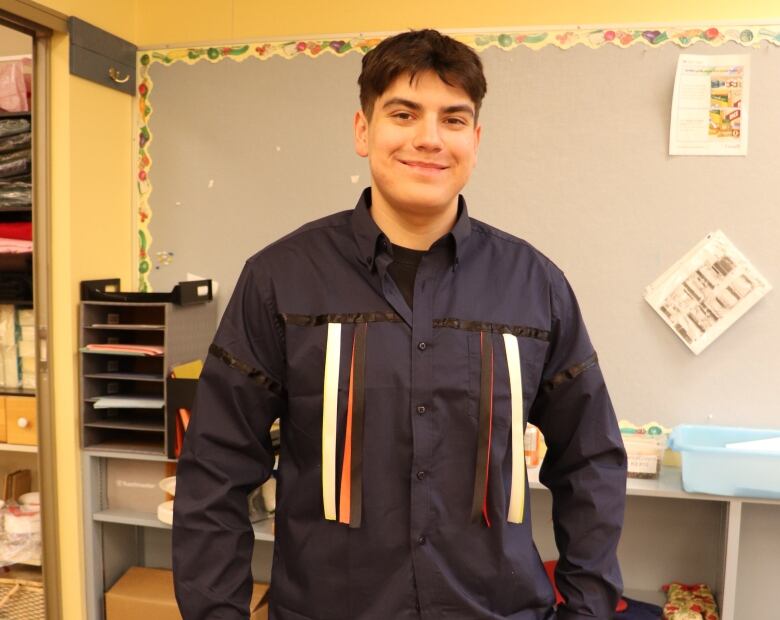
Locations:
464;331;546;431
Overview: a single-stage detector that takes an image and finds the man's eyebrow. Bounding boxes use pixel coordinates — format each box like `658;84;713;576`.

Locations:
381;98;475;118
442;104;475;117
382;97;422;111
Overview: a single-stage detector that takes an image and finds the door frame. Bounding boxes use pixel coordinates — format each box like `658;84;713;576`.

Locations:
0;2;67;619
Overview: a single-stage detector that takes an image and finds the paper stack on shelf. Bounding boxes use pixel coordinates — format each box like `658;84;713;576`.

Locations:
81;343;164;356
93;395;164;409
0;304;18;388
16;307;34;389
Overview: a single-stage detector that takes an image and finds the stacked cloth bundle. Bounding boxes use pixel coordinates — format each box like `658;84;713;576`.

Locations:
662;583;719;620
0;116;33;308
0;117;31;215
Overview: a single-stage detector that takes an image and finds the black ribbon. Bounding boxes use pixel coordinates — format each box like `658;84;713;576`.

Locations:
349;322;368;528
280;312;402;326
208;343;285;397
434;318;550;342
543;352;599;391
471;332;494;526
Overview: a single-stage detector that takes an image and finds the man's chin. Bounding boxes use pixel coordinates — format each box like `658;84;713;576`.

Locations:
393;186;459;212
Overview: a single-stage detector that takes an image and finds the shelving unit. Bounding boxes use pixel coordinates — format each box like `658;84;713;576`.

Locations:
0;105;39;579
81;456;780;619
527;467;780;618
82;451;275;620
79;292;218;617
79;300;215;457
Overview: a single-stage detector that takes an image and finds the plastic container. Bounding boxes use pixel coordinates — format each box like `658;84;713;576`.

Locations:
669;425;780;499
622;433;667;479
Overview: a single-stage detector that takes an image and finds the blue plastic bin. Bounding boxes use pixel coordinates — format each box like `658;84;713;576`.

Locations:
669;425;780;500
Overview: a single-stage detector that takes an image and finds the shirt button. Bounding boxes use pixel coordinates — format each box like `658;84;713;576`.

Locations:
417;341;427;351
417;536;426;545
416;405;426;415
416;471;426;480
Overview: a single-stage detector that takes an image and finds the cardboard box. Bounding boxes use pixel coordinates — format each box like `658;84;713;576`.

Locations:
106;566;269;620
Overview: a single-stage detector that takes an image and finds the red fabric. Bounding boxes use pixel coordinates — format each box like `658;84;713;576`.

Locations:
175;408;191;458
0;222;32;241
543;560;628;613
338;336;357;525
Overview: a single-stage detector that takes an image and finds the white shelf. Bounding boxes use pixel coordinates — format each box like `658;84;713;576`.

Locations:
0;442;37;453
83;372;164;382
84;448;174;462
528;465;780;505
93;508;275;541
87;324;164;330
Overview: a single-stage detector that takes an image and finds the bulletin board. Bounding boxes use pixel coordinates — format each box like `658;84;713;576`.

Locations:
135;26;780;430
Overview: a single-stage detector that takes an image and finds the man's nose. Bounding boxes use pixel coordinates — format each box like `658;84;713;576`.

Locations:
412;116;443;150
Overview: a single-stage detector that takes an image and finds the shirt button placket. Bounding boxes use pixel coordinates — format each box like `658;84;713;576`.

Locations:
409;258;435;614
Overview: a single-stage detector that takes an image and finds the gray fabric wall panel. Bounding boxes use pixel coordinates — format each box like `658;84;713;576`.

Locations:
145;41;779;429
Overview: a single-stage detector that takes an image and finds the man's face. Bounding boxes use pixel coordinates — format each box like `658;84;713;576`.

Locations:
354;70;481;218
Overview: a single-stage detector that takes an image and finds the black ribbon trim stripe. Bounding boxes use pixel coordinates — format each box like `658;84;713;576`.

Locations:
280;312;402;326
282;313;550;343
543;352;599;391
471;331;493;526
209;343;286;397
434;318;550;342
349;322;368;529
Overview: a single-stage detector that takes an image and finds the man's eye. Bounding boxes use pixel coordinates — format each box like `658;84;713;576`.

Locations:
445;117;468;126
393;112;413;120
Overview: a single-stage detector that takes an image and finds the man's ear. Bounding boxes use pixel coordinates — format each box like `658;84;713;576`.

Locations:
473;123;482;165
354;109;369;158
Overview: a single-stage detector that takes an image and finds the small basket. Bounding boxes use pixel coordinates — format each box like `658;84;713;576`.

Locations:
0;577;44;619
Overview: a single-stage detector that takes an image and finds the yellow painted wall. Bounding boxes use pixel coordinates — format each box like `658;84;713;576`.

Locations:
136;0;780;47
37;2;136;619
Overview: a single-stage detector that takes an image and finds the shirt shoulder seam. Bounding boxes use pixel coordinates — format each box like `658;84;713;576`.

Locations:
247;214;352;266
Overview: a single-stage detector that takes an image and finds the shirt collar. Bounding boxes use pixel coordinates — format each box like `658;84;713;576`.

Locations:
351;188;472;270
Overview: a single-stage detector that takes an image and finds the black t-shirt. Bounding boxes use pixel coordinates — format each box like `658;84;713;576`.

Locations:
387;243;426;310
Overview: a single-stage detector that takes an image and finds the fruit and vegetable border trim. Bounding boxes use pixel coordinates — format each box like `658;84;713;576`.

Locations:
135;25;780;290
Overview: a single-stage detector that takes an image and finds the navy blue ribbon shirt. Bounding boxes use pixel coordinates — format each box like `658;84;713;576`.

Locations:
172;188;627;620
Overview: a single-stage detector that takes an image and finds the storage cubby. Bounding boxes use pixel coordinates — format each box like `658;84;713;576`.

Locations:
79;300;215;456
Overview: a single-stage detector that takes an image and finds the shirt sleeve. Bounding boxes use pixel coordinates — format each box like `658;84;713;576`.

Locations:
173;259;286;620
528;265;627;620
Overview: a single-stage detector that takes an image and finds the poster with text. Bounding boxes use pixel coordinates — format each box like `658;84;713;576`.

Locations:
670;54;750;156
645;231;771;354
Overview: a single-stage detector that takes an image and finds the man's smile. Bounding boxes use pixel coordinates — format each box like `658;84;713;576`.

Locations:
398;159;449;172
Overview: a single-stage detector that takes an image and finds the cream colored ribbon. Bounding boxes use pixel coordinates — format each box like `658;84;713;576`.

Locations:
503;334;526;524
322;322;342;520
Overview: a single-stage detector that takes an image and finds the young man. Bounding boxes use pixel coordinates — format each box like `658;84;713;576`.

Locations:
173;29;626;620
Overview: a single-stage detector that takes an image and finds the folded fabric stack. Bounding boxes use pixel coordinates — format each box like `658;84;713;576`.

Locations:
0;116;31;216
16;307;34;389
0;305;18;388
663;582;719;620
0;67;34;390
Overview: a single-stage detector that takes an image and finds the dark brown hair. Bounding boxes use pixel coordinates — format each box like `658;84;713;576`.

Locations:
358;29;487;120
